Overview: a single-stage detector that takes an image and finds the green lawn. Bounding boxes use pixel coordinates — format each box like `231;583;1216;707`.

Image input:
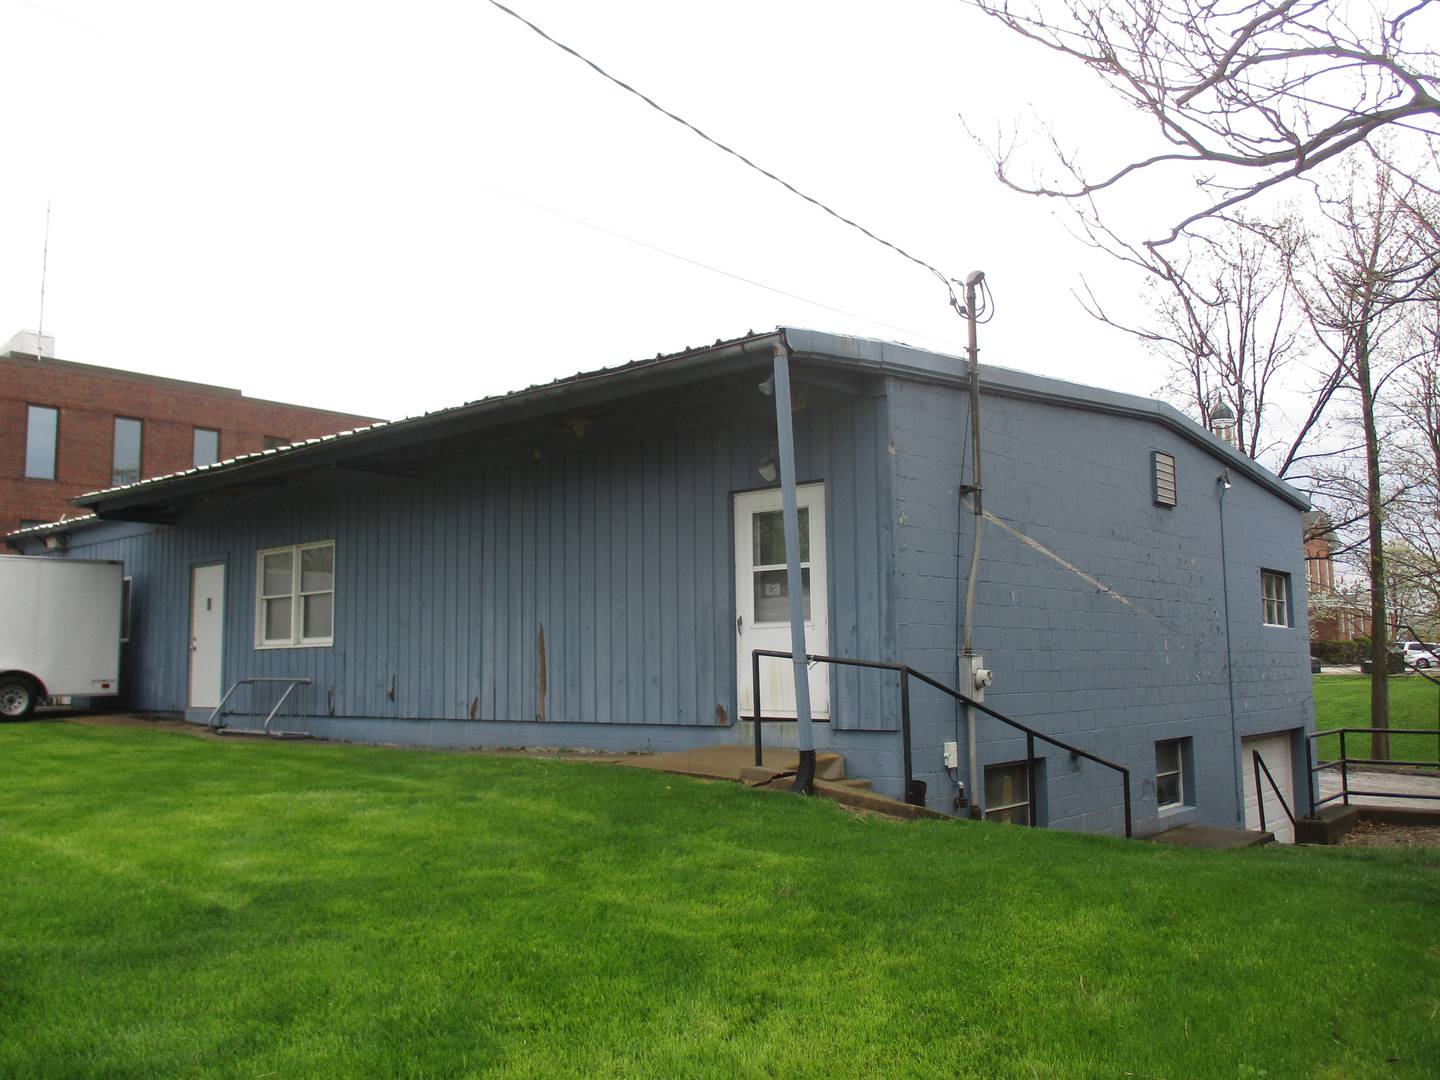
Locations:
2;723;1438;1079
1313;673;1440;763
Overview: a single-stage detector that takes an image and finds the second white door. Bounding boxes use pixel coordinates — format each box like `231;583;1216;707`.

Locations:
734;484;829;719
189;562;225;710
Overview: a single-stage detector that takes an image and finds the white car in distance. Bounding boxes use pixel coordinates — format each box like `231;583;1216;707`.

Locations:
1396;641;1440;670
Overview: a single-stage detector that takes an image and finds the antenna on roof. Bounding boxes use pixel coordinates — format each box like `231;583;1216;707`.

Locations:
37;198;51;363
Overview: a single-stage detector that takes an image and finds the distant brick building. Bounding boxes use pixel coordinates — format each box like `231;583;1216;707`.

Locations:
2;331;379;537
1302;510;1369;642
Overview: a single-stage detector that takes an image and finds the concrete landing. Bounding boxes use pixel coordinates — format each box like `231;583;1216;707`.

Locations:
614;744;945;820
1149;824;1274;850
616;744;846;783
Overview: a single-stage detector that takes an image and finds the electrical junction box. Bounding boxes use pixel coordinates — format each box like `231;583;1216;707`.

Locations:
944;740;959;769
961;654;992;702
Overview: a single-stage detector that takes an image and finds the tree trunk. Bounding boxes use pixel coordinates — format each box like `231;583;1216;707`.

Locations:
1358;327;1390;760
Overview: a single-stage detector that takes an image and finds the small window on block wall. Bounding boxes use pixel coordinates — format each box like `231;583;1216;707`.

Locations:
1155;739;1190;809
1261;569;1292;627
1152;451;1177;507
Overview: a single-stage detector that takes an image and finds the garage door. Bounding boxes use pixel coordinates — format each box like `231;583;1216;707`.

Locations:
1242;732;1297;844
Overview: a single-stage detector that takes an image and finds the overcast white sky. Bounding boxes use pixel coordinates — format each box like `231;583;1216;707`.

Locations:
4;0;1205;421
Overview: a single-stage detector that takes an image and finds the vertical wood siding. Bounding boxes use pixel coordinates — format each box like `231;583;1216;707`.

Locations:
58;394;897;730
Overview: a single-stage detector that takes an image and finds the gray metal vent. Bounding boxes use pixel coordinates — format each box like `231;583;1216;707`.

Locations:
1152;451;1177;507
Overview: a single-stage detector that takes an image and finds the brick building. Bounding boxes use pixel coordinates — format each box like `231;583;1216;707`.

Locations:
2;331;379;537
1302;510;1369;642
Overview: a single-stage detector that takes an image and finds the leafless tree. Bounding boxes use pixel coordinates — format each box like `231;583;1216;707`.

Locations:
966;0;1440;245
1080;215;1313;465
1281;156;1427;752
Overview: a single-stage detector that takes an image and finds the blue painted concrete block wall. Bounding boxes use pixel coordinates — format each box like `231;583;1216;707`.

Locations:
886;375;1312;832
53;393;900;761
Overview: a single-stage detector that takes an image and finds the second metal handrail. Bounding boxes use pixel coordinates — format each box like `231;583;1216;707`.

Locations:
1307;726;1440;811
1251;750;1296;834
751;648;1133;836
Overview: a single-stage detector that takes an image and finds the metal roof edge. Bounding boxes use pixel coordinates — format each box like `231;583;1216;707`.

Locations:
72;330;784;515
780;327;1311;512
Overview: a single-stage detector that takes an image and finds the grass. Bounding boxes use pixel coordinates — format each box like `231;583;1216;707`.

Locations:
1313;673;1440;763
2;722;1438;1079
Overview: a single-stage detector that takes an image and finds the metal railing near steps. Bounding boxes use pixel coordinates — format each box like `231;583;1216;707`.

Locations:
1251;750;1296;834
207;677;312;736
1308;726;1440;811
751;649;1133;837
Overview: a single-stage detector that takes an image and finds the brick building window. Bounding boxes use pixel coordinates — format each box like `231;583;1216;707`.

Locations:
193;428;220;467
112;417;142;486
25;405;58;480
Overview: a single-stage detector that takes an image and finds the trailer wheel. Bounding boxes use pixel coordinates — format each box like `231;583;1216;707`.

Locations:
0;676;37;721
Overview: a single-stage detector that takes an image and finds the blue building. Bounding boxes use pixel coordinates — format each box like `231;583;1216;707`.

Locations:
8;329;1313;837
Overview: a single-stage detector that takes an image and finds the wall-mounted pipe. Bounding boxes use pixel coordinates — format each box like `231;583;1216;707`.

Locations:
770;339;817;793
959;271;986;817
1217;469;1244;827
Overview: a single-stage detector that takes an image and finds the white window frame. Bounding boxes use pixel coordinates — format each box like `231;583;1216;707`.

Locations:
255;541;335;649
1261;569;1291;628
1155;739;1185;809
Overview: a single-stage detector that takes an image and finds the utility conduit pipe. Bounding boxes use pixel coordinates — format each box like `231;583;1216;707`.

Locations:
771;339;816;793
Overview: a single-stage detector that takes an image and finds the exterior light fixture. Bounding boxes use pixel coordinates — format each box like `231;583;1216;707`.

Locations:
757;374;775;397
758;454;778;483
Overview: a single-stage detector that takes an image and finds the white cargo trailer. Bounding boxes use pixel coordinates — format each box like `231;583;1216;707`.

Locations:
0;555;124;719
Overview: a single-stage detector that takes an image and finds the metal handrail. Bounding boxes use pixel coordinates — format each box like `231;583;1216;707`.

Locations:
1306;725;1440;811
207;677;312;735
1251;750;1295;833
751;648;1133;837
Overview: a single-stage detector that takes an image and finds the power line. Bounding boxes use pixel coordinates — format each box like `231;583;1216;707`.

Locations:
481;183;964;351
484;0;964;314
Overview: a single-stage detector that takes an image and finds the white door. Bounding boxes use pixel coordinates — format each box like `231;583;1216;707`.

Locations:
734;484;828;719
1242;731;1296;844
189;563;225;710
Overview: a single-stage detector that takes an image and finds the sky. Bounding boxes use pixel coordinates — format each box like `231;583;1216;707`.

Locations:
3;0;1205;422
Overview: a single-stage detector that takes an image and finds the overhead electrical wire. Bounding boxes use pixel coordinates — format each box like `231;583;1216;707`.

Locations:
484;0;968;315
480;183;964;351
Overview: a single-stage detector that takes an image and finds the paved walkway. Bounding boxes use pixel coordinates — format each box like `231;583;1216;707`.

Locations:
1316;766;1440;811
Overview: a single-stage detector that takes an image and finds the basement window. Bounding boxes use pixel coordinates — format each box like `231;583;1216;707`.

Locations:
1152;451;1177;507
256;541;334;648
984;762;1031;826
1155;739;1186;809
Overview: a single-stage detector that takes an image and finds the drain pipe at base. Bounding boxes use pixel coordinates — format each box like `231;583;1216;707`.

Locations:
771;339;817;794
